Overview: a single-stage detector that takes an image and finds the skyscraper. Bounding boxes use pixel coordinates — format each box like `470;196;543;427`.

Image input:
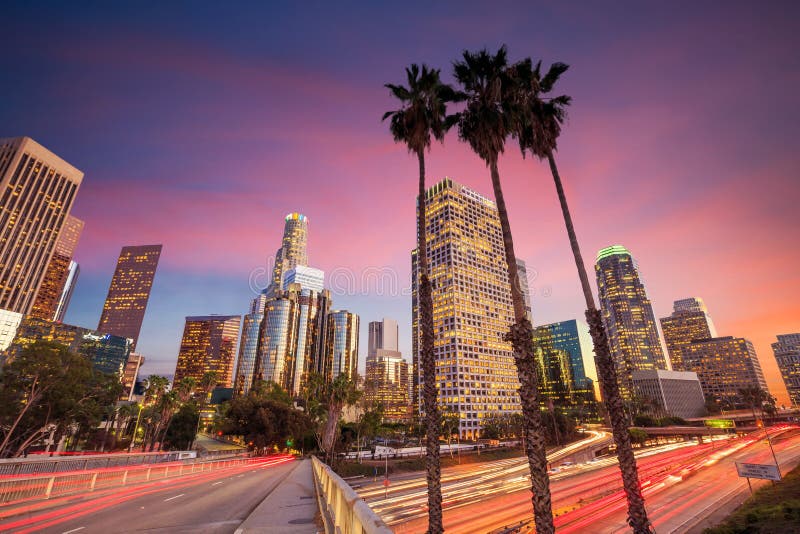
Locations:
30;215;84;321
234;294;267;396
365;318;409;422
173;315;241;391
270;212;309;291
97;244;162;349
54;260;80;322
412;178;520;439
324;310;359;382
660;298;715;370
368;318;399;357
282;265;324;292
595;245;667;398
534;319;594;394
631;369;706;418
121;353;145;401
772;333;800;407
532;326;575;404
253;283;331;395
682;336;767;408
516;259;532;321
0;137;84;348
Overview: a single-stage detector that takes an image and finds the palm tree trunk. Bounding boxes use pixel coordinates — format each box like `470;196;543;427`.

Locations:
417;150;443;534
488;158;554;534
547;150;653;533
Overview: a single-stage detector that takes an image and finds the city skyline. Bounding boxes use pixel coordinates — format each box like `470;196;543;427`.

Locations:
0;3;796;404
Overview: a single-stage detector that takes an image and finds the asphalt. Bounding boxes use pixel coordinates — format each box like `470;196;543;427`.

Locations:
4;457;320;534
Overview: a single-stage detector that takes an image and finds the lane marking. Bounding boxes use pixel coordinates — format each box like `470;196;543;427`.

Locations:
62;528;85;534
164;494;185;502
237;474;244;478
212;481;223;486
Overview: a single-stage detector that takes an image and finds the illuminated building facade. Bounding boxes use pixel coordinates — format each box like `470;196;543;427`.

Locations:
324;310;359;381
772;333;800;407
412;178;520;439
535;319;593;394
282;265;324;292
6;316;131;376
631;369;706;418
97;244;162;350
121;352;145;401
595;245;667;399
365;318;409;422
682;336;767;408
173;315;241;391
0;137;83;348
30;215;84;321
234;294;267;396
270;212;309;291
660;298;715;371
54;260;79;322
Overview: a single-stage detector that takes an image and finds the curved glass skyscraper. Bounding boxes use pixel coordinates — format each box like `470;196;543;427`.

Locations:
325;310;359;381
270;212;308;290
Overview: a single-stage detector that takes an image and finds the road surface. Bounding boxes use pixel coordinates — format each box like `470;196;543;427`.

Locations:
0;455;308;533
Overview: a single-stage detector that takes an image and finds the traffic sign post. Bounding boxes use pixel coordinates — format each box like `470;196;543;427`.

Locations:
383;477;390;499
735;461;781;494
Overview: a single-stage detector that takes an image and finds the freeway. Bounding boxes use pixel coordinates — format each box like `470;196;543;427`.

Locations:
0;455;299;533
359;427;800;533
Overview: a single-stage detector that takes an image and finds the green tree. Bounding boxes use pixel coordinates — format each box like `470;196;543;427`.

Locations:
507;56;653;532
220;389;312;451
453;45;554;533
163;403;200;451
383;63;461;534
0;341;119;457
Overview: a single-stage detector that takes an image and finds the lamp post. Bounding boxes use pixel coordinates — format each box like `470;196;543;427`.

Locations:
128;404;144;453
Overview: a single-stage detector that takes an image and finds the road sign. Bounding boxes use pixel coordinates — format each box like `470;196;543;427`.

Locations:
705;419;735;429
735;462;781;481
383;478;390;487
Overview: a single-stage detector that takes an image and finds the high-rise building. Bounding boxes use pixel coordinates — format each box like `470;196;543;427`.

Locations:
54;260;80;322
595;245;667;398
366;349;410;423
660;298;715;370
270;212;309;291
535;319;593;393
121;353;145;401
772;334;800;407
412;178;520;439
253;284;331;395
30;215;84;321
6;316;131;377
282;265;324;292
365;318;408;422
0;137;84;348
368;318;399;357
324;310;359;382
532;326;575;405
632;369;706;419
682;336;767;408
173;315;241;392
234;294;267;396
97;244;162;350
516;259;532;321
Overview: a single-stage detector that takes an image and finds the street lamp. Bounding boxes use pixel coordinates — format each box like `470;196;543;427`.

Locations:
128;404;144;453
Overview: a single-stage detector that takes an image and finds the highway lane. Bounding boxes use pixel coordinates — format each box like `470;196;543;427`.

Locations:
0;455;298;534
582;427;800;533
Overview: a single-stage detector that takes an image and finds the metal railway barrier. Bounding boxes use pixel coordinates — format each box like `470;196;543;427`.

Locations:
311;456;392;534
0;454;252;506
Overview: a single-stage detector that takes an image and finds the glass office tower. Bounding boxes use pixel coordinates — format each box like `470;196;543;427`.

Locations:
773;334;800;407
324;310;359;382
595;245;667;399
97;244;162;350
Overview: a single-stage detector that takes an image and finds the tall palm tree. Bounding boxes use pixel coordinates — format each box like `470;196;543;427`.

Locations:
382;64;461;534
508;58;653;533
453;46;554;534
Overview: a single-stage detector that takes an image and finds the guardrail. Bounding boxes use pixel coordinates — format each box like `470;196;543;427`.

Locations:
0;454;252;506
311;456;392;534
0;448;247;477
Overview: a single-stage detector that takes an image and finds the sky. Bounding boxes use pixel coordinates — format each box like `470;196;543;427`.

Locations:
1;1;798;404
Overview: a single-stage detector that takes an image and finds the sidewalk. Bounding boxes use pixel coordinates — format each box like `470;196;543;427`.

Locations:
236;458;321;533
